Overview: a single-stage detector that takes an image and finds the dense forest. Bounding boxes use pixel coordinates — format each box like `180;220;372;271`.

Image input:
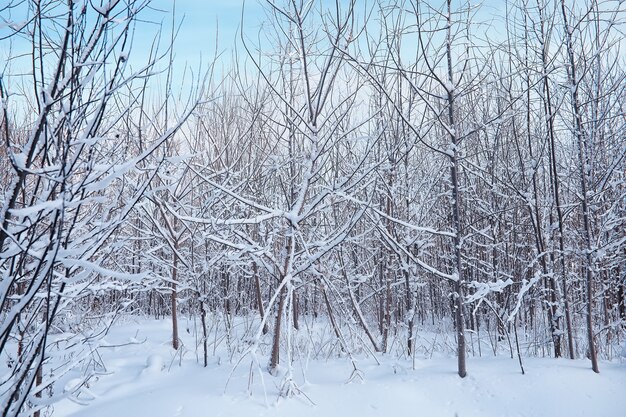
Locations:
1;0;625;415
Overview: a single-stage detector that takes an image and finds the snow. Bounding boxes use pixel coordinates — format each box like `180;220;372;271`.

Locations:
9;198;63;219
52;318;626;417
0;20;28;31
92;2;115;16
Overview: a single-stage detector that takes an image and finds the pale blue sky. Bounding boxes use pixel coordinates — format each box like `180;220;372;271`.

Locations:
0;1;263;97
0;0;510;98
139;0;507;66
0;0;508;66
143;0;263;64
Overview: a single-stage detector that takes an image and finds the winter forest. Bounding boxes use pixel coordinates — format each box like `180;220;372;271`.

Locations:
1;0;625;416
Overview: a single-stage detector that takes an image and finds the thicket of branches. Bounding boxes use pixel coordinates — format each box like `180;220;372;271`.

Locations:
1;0;625;415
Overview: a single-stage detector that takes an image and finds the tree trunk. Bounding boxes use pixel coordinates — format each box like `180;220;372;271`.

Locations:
171;249;179;351
404;263;414;356
269;286;286;374
292;290;299;331
446;0;466;378
200;296;208;367
560;0;599;373
253;262;269;334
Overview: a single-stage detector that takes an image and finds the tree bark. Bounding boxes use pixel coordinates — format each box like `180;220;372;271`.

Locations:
560;0;599;373
446;0;466;378
269;286;286;373
171;248;179;351
253;262;269;334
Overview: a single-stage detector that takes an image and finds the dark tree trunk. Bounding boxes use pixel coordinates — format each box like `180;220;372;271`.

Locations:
269;286;286;374
253;262;269;334
171;251;179;351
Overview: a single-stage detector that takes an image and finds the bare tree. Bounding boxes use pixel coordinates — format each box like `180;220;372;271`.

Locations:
0;1;198;414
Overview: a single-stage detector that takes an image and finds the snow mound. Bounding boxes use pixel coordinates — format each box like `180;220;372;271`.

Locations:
142;354;164;375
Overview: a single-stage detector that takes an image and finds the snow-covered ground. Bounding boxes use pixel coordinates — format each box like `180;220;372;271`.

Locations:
53;318;626;417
